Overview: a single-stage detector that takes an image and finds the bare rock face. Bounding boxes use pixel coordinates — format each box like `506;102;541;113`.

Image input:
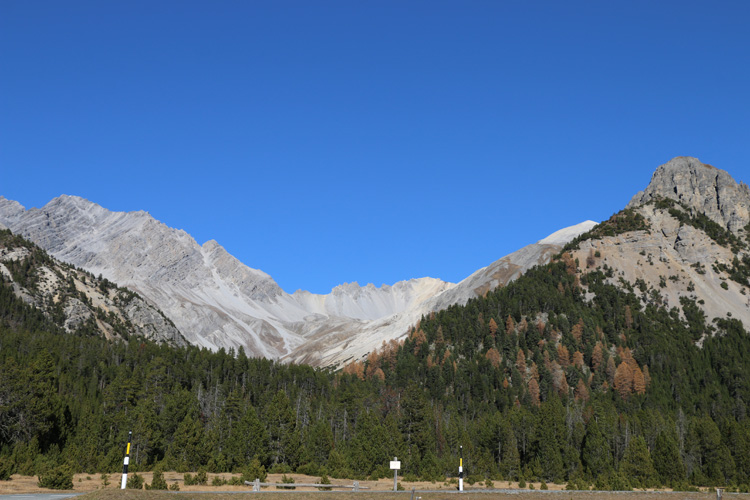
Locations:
0;194;594;366
570;157;750;334
0;230;185;345
62;298;93;332
628;156;750;234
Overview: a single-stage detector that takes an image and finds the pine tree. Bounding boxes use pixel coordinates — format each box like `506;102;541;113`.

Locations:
582;420;612;479
619;436;656;487
652;431;686;484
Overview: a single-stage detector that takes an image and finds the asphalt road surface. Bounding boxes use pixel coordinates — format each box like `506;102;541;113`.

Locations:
0;494;85;500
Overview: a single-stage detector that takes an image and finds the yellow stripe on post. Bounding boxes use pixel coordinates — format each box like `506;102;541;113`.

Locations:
460;458;462;467
126;443;131;455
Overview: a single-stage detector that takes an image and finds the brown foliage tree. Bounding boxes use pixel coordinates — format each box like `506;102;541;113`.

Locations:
528;377;541;407
536;319;545;336
485;348;501;369
557;344;570;368
518;318;528;333
574;378;590;402
435;325;445;347
614;361;634;399
506;315;515;335
442;349;452;365
551;362;568;397
632;365;646;395
572;350;584;370
561;252;577;275
343;360;365;380
571;318;584;344
411;329;427;355
516;349;527;374
488;318;498;337
592;343;604;372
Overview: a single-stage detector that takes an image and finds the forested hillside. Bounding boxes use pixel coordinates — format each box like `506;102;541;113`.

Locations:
1;221;750;490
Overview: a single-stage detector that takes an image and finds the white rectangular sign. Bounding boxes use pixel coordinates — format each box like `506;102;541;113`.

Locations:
390;461;401;470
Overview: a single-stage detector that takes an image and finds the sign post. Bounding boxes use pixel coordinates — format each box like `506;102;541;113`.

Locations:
390;457;401;492
120;431;132;490
458;445;464;492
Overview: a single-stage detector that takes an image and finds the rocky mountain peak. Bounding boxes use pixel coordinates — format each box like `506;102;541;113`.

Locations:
627;156;750;234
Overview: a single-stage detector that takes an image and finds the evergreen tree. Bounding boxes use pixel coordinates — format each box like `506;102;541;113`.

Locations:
582;419;612;479
619;436;656;487
652;431;686;484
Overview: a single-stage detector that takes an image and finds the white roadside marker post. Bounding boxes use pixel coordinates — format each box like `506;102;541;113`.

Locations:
120;431;132;489
458;445;464;492
390;457;401;492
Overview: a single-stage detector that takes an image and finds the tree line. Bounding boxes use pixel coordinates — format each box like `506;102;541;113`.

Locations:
1;233;749;490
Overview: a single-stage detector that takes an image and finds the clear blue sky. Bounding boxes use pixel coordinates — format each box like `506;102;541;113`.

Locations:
2;1;749;294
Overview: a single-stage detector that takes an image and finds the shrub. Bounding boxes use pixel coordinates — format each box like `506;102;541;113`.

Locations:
212;475;227;486
126;473;144;490
241;458;267;483
278;474;295;490
518;478;527;488
269;463;291;474
541;481;548;490
318;474;332;491
169;482;180;491
296;462;320;476
100;473;109;487
38;465;74;490
184;473;195;486
195;469;208;485
229;476;243;486
147;469;168;490
0;456;13;481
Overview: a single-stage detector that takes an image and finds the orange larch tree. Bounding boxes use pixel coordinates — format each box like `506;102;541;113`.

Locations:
614;361;634;399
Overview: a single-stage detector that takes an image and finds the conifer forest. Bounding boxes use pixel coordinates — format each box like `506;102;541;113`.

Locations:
1;227;750;491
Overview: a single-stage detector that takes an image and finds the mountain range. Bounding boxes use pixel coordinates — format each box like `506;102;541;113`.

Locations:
1;156;748;367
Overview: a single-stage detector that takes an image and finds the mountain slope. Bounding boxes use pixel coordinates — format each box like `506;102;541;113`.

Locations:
288;220;598;367
0;195;594;365
0;229;185;345
566;156;750;332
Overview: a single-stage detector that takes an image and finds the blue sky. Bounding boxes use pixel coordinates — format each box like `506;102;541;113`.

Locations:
2;1;749;294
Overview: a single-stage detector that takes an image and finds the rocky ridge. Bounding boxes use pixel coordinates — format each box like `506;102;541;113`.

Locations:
0;229;185;345
0;195;595;367
628;156;750;233
569;157;750;334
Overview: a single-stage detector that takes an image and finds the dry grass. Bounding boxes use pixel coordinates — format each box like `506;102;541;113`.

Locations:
75;490;744;500
1;472;747;500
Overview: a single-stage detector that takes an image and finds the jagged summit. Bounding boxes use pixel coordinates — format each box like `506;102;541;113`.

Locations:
628;156;750;233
